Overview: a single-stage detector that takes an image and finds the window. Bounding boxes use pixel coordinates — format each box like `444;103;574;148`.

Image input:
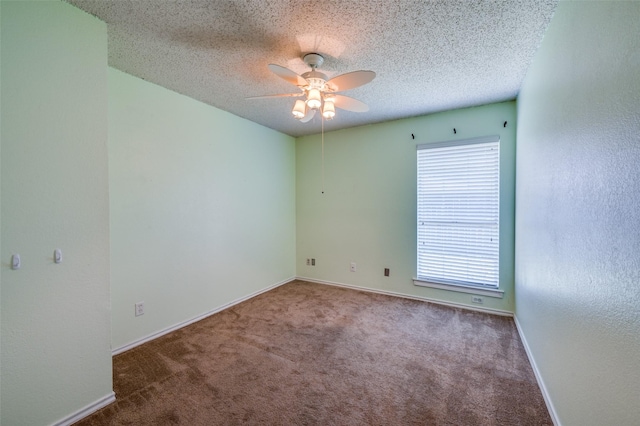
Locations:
416;136;500;289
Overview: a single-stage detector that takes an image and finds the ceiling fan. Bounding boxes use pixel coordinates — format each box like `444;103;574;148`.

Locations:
248;53;376;123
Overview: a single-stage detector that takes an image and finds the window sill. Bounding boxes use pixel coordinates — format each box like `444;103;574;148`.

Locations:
413;279;504;299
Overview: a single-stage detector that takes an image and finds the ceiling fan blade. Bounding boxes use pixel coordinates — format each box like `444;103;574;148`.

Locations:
246;93;303;100
268;64;307;87
326;70;375;92
332;94;369;112
300;109;316;123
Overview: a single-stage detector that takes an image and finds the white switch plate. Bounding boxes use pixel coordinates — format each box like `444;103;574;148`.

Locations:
11;254;21;270
350;262;356;272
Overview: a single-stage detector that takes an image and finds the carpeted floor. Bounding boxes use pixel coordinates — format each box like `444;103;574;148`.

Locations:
76;280;551;425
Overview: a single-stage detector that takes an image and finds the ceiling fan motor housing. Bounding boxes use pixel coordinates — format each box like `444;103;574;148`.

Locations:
302;54;329;93
302;73;328;90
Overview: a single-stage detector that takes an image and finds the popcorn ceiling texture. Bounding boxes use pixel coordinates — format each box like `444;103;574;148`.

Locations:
67;0;557;137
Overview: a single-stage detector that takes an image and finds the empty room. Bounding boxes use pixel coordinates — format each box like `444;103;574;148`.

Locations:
1;1;638;425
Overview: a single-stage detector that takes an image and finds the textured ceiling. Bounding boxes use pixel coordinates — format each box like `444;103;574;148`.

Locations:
66;0;558;137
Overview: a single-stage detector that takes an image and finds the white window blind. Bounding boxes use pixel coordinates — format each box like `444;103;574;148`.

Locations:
417;136;500;288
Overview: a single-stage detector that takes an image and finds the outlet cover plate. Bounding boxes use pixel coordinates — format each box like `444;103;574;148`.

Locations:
135;302;145;316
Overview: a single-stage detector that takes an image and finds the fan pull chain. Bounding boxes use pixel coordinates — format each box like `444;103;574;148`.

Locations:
321;114;325;194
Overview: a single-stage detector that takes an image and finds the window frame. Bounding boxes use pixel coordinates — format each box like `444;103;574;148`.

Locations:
414;135;503;298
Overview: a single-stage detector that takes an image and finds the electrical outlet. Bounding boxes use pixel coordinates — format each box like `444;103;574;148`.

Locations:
135;302;145;316
472;296;483;304
306;258;310;265
350;262;356;272
311;258;315;266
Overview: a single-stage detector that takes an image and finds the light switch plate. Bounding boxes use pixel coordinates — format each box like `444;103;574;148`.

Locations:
11;254;21;270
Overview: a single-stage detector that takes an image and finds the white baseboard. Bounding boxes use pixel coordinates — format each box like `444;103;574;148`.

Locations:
51;391;115;426
513;315;561;426
296;276;513;317
112;277;295;355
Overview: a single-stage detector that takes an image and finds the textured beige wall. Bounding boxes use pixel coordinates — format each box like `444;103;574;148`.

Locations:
1;2;112;425
108;68;296;351
516;2;640;424
296;101;516;313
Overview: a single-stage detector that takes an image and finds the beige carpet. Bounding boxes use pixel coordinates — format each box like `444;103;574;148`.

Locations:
77;280;551;425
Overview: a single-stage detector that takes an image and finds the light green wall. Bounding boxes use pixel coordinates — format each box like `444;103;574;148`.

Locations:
108;68;296;351
1;2;112;425
0;3;3;421
296;102;516;312
0;2;3;420
516;2;640;425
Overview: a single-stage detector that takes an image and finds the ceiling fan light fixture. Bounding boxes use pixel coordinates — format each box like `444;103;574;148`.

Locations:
292;99;306;119
322;99;335;119
306;88;322;109
253;53;375;124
